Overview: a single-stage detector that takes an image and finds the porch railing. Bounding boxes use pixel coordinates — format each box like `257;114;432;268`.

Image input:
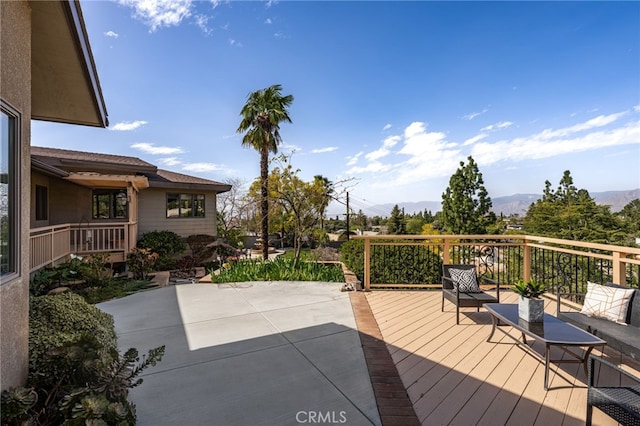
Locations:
353;235;640;292
30;222;138;272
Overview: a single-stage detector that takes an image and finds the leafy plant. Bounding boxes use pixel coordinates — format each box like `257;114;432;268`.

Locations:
185;234;217;264
127;247;159;280
137;230;186;258
1;293;165;425
207;257;344;283
513;278;546;298
1;335;165;425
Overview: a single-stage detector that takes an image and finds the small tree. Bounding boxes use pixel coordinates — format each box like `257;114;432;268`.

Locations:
441;156;494;234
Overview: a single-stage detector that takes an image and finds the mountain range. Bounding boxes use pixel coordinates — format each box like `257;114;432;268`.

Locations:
339;189;640;218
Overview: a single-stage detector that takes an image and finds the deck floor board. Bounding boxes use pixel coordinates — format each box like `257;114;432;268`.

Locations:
364;290;638;426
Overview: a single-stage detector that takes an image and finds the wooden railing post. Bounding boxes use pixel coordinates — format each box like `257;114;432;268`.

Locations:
443;238;451;264
612;251;626;284
364;237;371;292
523;239;531;282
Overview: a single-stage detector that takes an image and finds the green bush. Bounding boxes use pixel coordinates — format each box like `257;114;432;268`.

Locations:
137;230;186;269
1;292;165;425
340;239;443;285
29;292;118;378
340;239;364;279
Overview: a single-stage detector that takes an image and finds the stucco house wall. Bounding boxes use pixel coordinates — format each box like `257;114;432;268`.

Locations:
138;188;218;238
0;0;32;390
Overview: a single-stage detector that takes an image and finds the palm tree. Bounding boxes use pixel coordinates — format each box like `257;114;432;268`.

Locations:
313;175;333;231
237;84;293;260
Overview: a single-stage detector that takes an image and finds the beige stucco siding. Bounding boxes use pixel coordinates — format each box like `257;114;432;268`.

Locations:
0;0;32;390
138;188;218;238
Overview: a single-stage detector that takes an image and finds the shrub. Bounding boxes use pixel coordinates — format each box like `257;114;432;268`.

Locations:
185;234;217;264
29;293;118;377
340;239;364;279
127;247;159;280
340;238;443;285
137;230;186;269
1;293;165;425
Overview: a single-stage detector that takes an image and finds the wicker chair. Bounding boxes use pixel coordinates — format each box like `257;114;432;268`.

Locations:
441;264;500;324
587;355;640;426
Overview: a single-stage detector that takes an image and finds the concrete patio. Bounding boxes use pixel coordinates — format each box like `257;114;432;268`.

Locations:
98;282;381;426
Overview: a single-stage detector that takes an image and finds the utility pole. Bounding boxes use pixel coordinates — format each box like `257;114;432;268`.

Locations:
346;192;350;241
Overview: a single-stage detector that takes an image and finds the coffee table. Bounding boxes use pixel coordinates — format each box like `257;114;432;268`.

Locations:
484;303;606;390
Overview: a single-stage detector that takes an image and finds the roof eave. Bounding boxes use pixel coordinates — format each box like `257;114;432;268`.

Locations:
30;0;108;128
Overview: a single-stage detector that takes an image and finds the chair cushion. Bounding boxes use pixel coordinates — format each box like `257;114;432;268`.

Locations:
581;281;636;324
449;268;481;293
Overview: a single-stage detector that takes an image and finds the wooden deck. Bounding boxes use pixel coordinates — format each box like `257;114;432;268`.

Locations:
363;290;639;426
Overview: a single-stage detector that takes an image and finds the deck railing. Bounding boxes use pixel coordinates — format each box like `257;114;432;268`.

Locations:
30;222;138;272
353;234;640;292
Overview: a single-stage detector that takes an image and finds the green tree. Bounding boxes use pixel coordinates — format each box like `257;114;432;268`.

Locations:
313;175;333;231
523;171;625;243
441;156;494;234
387;205;406;234
616;199;640;236
237;84;294;259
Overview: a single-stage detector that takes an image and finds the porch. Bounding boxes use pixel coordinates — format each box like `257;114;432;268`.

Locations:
29;222;138;271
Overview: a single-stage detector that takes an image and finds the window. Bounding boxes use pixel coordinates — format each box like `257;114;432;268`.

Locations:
1;100;20;278
166;193;205;218
92;189;128;219
35;185;48;221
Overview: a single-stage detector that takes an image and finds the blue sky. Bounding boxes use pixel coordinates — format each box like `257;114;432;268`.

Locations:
33;0;640;214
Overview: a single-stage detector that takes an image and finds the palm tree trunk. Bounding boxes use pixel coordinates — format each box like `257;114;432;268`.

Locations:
260;145;269;260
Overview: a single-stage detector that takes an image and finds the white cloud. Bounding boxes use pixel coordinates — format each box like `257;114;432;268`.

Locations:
634;105;640;113
265;0;278;8
110;120;148;131
342;108;639;197
346;151;363;166
481;121;513;132
104;30;119;38
158;157;182;166
311;147;338;154
538;111;627;140
194;14;212;35
471;117;640;166
365;135;400;161
383;123;392;131
117;0;193;32
229;39;243;47
182;162;222;173
463;133;488;146
346;161;391;174
463;109;488;120
265;18;272;24
131;143;184;155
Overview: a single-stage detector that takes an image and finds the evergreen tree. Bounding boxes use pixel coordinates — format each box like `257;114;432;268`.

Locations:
523;170;625;243
387;205;406;234
441;156;494;234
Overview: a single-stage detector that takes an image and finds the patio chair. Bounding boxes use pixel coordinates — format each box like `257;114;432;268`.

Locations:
441;264;500;324
587;355;640;426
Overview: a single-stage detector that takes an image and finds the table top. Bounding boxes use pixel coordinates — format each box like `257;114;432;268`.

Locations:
485;303;606;346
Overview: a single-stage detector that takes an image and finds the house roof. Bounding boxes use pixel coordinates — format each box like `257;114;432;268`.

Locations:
30;0;108;127
148;169;232;192
31;146;231;193
31;146;157;174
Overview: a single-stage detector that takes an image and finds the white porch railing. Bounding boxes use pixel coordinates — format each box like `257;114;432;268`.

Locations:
30;222;138;272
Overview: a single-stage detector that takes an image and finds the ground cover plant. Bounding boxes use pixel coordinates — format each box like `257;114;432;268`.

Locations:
207;256;344;283
30;254;155;304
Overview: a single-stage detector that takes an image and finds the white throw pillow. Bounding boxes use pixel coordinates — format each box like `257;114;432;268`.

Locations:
449;268;481;293
580;281;636;324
